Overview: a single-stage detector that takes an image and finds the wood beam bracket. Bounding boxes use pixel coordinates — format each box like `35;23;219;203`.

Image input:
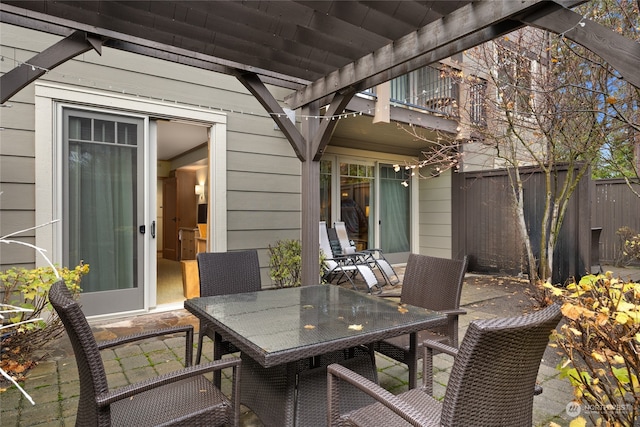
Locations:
311;89;356;161
234;70;307;161
1;30;102;104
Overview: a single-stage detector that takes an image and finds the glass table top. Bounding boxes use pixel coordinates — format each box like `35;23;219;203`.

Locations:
185;285;445;365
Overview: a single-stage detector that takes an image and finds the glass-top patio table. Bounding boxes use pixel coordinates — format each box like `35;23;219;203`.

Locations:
185;285;446;426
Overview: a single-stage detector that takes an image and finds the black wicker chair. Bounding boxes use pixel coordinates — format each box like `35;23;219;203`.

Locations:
195;250;262;367
373;253;468;388
328;303;563;427
49;280;241;426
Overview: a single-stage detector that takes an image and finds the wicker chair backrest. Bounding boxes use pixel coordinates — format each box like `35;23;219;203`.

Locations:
440;303;562;427
49;280;109;426
400;253;468;312
196;250;262;297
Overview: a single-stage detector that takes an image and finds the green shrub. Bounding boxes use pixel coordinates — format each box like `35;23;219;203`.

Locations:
268;240;302;288
268;240;327;287
1;263;89;369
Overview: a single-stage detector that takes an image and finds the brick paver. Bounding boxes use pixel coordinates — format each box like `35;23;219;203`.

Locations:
1;272;603;427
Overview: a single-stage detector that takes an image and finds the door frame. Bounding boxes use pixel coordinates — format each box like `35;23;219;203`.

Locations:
35;82;227;318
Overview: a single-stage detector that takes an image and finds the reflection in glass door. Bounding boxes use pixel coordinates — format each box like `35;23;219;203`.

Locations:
63;108;145;316
339;162;374;251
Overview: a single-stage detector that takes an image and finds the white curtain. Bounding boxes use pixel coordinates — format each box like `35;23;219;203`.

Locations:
67;114;137;292
380;166;410;253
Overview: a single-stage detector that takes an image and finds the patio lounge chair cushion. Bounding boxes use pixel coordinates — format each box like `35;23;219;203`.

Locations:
328;303;563;427
320;221;382;293
48;280;241;427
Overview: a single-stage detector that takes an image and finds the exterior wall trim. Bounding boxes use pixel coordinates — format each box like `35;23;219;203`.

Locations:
33;82;227;298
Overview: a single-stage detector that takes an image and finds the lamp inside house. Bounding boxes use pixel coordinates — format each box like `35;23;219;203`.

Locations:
195;184;203;196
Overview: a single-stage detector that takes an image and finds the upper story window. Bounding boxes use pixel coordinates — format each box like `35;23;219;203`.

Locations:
497;49;532;116
469;76;487;127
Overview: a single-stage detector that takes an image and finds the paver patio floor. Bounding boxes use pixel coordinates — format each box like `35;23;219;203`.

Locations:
3;265;639;426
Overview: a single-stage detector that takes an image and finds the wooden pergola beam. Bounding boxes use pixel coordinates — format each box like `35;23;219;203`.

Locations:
284;0;550;109
312;90;357;162
1;30;101;104
519;4;640;89
235;71;307;161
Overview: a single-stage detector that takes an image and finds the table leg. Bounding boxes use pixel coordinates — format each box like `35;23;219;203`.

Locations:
239;348;377;427
240;354;297;427
408;332;418;389
213;332;223;387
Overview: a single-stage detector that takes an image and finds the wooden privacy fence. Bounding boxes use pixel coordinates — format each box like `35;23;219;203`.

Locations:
454;164;597;284
454;167;640;283
591;178;640;265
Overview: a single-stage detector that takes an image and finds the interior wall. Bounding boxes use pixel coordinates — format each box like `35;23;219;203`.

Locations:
156;179;164;251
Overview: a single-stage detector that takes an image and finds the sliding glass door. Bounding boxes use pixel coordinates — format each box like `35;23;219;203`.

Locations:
320;159;411;259
63;108;145;315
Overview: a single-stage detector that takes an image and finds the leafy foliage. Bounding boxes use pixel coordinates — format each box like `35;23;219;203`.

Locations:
616;226;640;266
268;240;303;288
268;239;326;287
544;273;639;426
1;264;89;379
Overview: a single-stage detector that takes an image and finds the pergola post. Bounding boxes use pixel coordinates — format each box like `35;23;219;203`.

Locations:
300;101;321;285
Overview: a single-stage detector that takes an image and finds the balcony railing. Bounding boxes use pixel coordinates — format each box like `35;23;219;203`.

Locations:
363;64;459;118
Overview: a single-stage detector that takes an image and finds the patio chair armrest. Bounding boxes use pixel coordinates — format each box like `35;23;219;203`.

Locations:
97;325;194;367
439;308;467;317
96;356;241;407
327;363;433;426
423;339;458;357
329;254;354;262
421;340;458;395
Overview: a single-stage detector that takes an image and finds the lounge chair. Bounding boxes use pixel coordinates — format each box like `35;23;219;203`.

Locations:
327;303;563;426
334;221;400;286
320;221;382;294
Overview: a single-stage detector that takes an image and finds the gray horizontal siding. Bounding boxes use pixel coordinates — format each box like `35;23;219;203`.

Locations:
228;211;301;230
0;183;34;209
228;171;301;193
0;157;35;184
1;23;301;269
418;171;452;257
228;229;301;251
0;101;35;131
227;151;300;175
0;128;36;156
227;192;300;213
0;236;36;268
